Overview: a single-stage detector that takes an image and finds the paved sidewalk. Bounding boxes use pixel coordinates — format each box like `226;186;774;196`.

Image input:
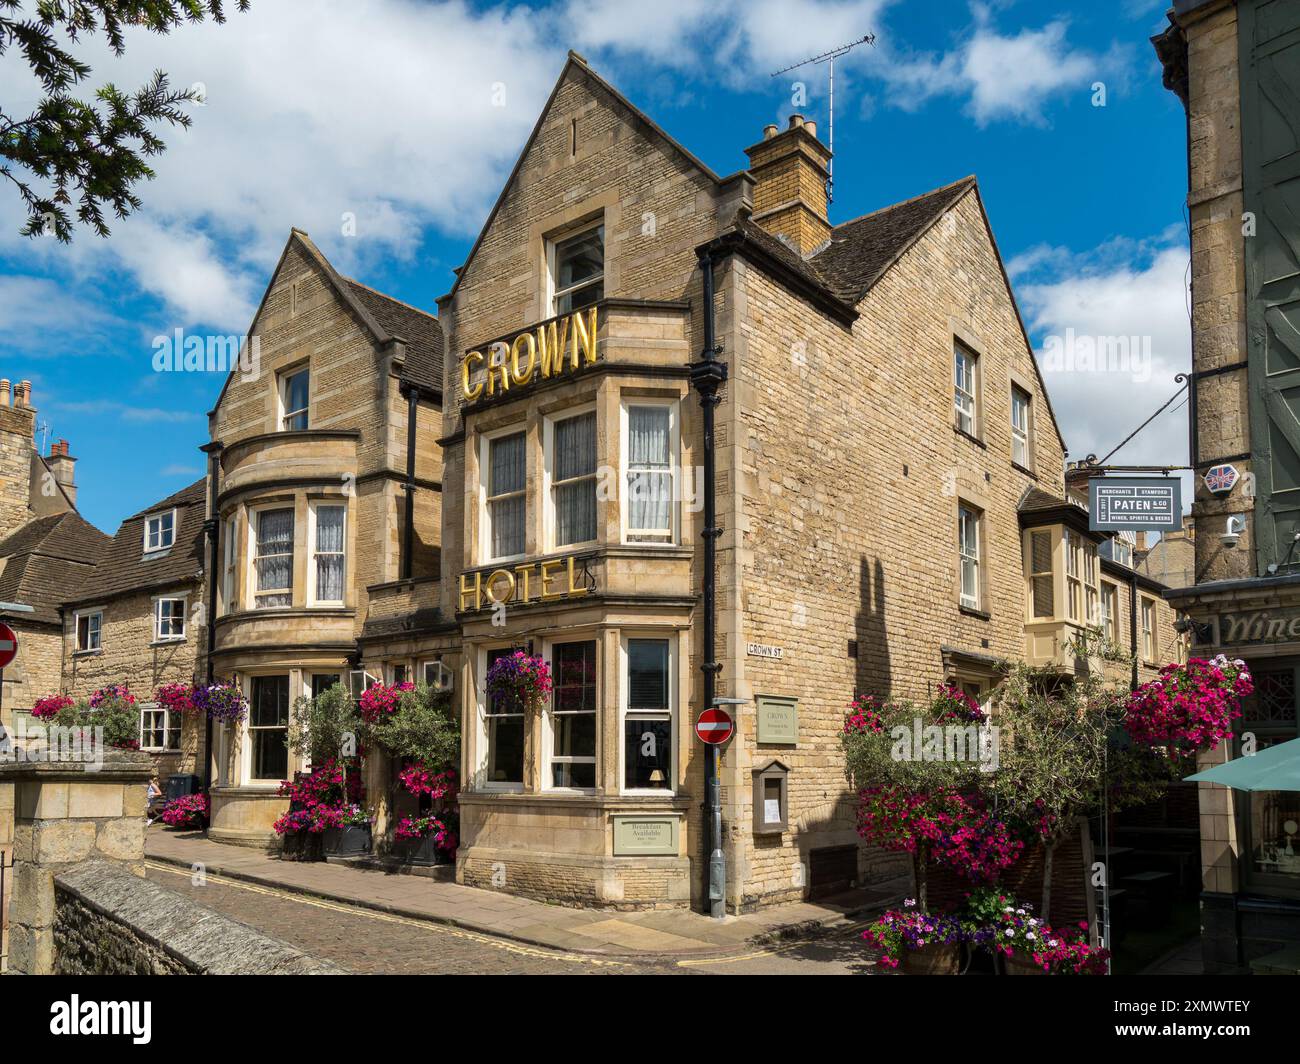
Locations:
145;828;901;957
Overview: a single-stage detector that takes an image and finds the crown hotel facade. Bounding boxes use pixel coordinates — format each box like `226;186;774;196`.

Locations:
0;53;1182;912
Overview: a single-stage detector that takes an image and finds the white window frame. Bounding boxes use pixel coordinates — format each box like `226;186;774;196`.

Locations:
543;404;598;552
221;513;238;614
1065;529;1082;622
954;345;977;436
152;593;188;642
1083;542;1100;627
241;672;294;788
477;645;525;793
1142;597;1156;662
547;221;605;317
250;504;295;610
543;636;598;793
479;425;528;564
143;508;176;553
307;501;347;606
139;703;181;753
1101;582;1119;642
619;633;676;797
74;608;103;652
620;398;679;545
1011;386;1031;468
958;504;981;610
278;364;310;432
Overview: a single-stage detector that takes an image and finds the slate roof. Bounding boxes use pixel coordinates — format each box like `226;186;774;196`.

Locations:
343;279;444;395
63;478;208;606
0;511;111;625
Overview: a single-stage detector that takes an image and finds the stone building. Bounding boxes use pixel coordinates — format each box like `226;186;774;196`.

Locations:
1155;0;1300;970
1136;520;1196;590
59;478;209;780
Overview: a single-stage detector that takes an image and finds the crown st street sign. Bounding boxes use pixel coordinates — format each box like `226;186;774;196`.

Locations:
1088;477;1183;533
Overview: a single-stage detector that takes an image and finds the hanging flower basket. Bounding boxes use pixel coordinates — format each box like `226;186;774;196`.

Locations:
358;681;413;724
31;693;74;721
485;651;552;712
191;680;248;724
155;681;199;717
1125;655;1253;752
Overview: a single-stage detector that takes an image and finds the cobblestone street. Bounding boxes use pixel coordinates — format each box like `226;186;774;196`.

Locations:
145;862;879;976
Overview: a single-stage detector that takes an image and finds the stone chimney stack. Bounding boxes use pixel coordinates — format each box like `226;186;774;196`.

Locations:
0;376;38;534
47;438;76;506
743;113;833;256
13;380;31;408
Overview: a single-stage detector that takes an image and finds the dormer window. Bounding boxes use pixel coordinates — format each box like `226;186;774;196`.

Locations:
549;224;604;315
144;509;176;553
279;365;310;431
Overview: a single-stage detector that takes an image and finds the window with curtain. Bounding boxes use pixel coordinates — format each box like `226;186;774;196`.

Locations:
255;508;294;609
624;638;672;791
551;412;597;547
550;640;596;789
954;345;977;435
1011;386;1031;467
249;676;290;781
1028;530;1054;618
313;504;345;604
626;404;673;541
280;366;309;431
958;504;980;609
487;432;526;559
76;611;102;651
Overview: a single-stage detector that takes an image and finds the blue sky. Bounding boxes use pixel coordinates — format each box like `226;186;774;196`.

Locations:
0;0;1191;534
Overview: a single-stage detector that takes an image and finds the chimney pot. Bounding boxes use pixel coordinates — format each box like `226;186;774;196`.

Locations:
14;380;31;408
0;379;9;408
805;119;817;139
763;123;778;140
788;113;805;129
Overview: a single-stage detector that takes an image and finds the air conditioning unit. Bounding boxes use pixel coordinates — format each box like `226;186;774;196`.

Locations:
423;660;453;693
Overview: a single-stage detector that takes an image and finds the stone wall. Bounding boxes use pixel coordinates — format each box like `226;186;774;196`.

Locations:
1;620;63;728
53;859;342;975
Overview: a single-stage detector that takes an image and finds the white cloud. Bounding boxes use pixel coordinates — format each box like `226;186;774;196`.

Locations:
1016;235;1192;482
0;276;119;351
962;20;1101;126
160;463;202;477
50;399;201;424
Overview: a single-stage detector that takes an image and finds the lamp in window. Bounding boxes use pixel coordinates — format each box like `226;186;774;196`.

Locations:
649;768;666;785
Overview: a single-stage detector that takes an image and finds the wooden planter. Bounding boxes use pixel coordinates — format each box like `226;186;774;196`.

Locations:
1003;951;1048;976
901;941;962;975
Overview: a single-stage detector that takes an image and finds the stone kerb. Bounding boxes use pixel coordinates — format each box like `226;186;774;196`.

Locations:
0;751;152;974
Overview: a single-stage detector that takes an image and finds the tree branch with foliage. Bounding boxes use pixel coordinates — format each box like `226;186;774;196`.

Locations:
0;0;249;241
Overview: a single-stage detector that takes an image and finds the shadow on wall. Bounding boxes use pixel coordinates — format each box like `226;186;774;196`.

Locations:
854;556;891;699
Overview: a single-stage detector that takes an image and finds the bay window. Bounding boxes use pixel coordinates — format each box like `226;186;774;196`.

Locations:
222;514;238;613
254;507;294;609
1083;542;1099;627
485;430;526;560
483;647;524;786
248;675;290;782
549;410;597;548
548;640;597;789
624;403;674;543
311;503;346;605
623;637;673;792
1028;530;1054;618
1065;529;1082;621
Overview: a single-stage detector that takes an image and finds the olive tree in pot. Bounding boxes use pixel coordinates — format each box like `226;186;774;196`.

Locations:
286;683;373;858
370;683;461;865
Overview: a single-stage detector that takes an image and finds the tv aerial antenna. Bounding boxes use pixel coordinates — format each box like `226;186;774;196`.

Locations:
770;33;875;203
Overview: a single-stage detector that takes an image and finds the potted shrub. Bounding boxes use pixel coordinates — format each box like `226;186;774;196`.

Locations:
861;900;964;974
273;759;364;861
393;811;458;866
322;803;373;858
159;793;208;830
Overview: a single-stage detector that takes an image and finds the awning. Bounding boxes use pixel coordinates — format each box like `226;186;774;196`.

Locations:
1184;737;1300;791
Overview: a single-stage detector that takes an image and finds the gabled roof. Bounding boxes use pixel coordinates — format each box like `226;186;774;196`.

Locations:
438;51;741;308
63;478;207;607
209;230;443;416
0;511;110;625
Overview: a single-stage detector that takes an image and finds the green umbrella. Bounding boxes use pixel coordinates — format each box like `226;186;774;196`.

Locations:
1184;736;1300;792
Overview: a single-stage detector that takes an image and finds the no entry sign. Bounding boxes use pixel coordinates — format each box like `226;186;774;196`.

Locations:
0;622;18;669
695;708;734;745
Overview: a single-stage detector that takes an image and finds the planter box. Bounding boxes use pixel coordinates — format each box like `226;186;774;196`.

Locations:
280;832;324;862
901;942;962;975
324;824;372;858
397;835;451;867
1003;951;1047;976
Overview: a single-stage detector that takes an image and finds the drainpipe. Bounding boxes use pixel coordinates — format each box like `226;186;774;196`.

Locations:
1129;569;1139;692
401;384;418;581
200;441;223;794
691;249;727;918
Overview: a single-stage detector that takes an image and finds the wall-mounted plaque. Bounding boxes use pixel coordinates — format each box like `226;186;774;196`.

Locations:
747;642;784;660
612;815;680;856
756;695;798;745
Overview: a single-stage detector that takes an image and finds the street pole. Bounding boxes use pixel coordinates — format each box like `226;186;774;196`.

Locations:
691;249;727;919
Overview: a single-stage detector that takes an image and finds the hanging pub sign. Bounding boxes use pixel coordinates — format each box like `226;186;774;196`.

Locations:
459;307;599;402
1088;476;1182;532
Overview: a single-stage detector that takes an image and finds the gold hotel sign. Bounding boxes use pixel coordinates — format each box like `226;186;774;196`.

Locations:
460;555;590;612
460;307;599;402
